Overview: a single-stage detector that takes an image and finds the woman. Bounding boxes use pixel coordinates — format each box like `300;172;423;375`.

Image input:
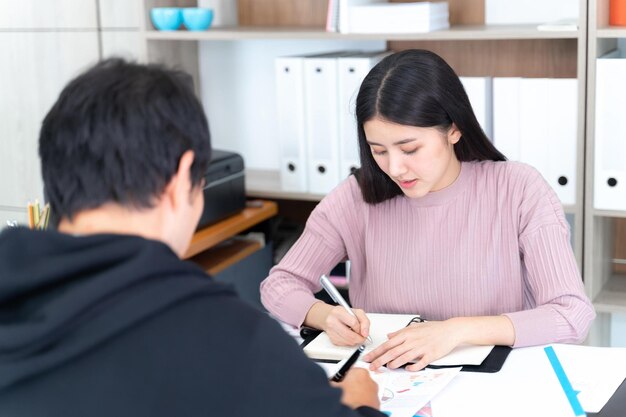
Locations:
260;49;595;371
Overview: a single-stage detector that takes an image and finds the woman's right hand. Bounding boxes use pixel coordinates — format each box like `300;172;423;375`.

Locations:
304;302;370;346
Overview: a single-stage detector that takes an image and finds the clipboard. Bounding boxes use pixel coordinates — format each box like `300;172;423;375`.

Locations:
300;324;511;373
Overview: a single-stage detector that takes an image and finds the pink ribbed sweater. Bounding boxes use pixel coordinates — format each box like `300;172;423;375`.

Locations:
260;161;595;347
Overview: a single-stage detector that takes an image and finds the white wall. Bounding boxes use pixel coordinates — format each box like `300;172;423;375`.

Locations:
0;0;140;230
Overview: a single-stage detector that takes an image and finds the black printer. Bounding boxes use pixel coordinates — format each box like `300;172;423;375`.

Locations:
197;149;246;230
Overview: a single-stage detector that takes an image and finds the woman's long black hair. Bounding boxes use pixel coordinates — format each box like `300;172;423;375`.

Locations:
354;49;506;204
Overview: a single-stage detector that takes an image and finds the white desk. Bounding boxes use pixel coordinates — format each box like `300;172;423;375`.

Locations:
275;317;626;417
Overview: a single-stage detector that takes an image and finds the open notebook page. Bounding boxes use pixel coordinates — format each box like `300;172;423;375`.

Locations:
303;313;493;366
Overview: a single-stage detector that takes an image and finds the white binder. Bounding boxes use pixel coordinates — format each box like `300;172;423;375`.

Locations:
594;51;626;211
460;77;493;141
304;52;352;194
275;55;308;192
337;51;388;180
546;78;577;206
492;77;521;161
519;78;551;186
518;78;577;206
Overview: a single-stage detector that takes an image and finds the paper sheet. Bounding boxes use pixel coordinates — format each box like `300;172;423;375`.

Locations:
431;344;626;416
318;361;461;417
553;344;626;413
429;344;494;367
431;345;575;417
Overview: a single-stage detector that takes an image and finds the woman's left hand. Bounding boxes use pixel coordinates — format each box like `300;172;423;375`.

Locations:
362;319;464;371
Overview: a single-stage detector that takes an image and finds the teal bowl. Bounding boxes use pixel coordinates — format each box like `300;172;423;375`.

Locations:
150;7;182;31
182;8;214;31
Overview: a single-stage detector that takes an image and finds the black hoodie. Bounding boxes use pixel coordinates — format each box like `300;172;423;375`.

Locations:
0;228;383;417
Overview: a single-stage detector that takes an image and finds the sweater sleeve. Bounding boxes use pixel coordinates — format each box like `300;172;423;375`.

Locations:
503;166;595;347
260;178;364;327
241;316;386;417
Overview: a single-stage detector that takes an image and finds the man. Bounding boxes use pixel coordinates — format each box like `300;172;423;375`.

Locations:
0;59;383;417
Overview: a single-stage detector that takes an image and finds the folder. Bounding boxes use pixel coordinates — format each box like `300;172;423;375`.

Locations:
301;313;505;372
337;51;389;180
519;78;551;187
304;51;353;194
460;76;493;141
546;78;577;206
594;51;626;211
494;77;577;205
326;0;340;31
493;77;521;160
275;55;308;192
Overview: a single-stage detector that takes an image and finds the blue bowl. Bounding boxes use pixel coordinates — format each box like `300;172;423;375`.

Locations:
182;8;214;31
150;8;182;31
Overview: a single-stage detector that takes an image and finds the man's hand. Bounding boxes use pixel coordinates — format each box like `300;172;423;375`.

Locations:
331;368;380;409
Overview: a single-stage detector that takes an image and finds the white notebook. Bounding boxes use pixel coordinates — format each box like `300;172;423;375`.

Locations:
303;313;494;366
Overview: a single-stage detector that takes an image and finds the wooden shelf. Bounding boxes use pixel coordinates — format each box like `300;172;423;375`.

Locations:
190;237;262;276
144;25;579;42
183;200;277;259
592;274;626;313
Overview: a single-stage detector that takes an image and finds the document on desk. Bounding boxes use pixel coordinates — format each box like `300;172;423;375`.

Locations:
430;344;626;417
432;345;576;417
317;361;461;417
303;313;494;366
551;344;626;413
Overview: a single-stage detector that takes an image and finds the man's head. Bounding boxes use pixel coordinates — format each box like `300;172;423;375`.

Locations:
39;58;211;255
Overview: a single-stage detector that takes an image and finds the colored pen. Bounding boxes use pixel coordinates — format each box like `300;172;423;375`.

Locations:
320;274;373;344
330;344;366;382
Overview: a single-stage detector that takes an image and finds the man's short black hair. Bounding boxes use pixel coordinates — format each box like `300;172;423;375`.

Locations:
39;58;211;221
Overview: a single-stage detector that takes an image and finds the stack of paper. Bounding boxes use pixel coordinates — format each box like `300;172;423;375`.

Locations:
348;1;449;34
485;0;578;25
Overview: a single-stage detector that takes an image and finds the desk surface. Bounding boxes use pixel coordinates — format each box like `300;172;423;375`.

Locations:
285;318;626;416
183;200;278;259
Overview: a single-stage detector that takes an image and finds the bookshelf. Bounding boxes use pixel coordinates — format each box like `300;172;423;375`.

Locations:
139;0;588;268
585;0;626;345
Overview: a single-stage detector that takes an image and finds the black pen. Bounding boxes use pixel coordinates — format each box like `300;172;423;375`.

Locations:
330;344;366;382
